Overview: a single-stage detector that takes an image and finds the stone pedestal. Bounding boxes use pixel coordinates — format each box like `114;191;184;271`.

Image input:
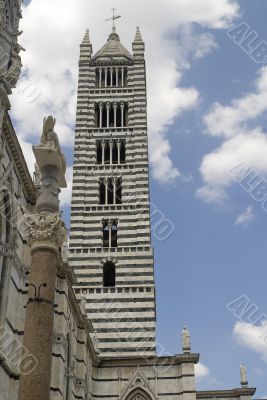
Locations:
18;213;66;400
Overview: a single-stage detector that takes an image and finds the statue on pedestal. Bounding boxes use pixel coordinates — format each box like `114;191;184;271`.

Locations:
33;115;67;214
182;326;191;353
240;363;248;386
40;116;66;173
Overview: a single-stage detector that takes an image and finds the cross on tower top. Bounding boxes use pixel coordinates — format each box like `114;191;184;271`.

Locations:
105;8;121;31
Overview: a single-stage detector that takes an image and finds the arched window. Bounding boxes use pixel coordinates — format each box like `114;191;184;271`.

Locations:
104;142;110;164
99;179;105;205
120;141;126;163
116;179;122;204
103;261;116;287
99;178;122;205
112;141;118;164
96;141;102;164
107;178;113;205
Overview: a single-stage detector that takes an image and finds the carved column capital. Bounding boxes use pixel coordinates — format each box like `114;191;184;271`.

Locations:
24;212;67;254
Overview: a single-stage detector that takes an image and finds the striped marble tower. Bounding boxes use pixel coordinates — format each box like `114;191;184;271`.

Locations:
69;26;156;357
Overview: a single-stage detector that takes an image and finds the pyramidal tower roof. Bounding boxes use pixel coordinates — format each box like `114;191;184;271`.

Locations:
82;29;91;45
92;27;133;61
134;26;143;42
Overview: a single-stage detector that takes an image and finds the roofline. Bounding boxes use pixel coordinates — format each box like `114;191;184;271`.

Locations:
2;112;36;204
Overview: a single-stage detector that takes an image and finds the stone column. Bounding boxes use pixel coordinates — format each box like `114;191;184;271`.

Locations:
121;68;125;87
118;141;121;164
105;178;108;205
99;103;103;128
18;215;66;400
113;102;117;127
98;68;102;88
101;140;105;165
116;67;119;87
108;220;112;247
18;115;67;400
109;140;113;165
110;68;114;87
112;178;117;205
106;102;110;128
104;67;108;87
120;102;125;127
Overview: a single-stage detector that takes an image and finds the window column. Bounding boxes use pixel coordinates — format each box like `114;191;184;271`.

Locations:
104;178;108;205
106;102;110;128
109;140;113;165
108;220;112;248
98;68;102;88
116;67;119;87
120;102;125;127
117;140;121;164
99;102;103;128
101;140;105;164
104;67;108;87
112;178;117;204
121;67;125;87
113;102;117;127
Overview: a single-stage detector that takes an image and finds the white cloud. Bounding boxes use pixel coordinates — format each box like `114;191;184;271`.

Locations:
10;0;239;193
233;321;267;363
195;363;210;380
198;67;267;204
203;68;267;138
234;206;255;226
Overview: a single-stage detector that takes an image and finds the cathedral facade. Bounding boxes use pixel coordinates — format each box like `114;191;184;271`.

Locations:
0;2;258;400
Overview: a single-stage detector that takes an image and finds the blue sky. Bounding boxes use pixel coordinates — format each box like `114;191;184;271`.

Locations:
12;0;267;396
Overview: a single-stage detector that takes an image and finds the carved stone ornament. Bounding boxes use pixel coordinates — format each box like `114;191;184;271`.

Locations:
53;332;68;351
24;212;67;251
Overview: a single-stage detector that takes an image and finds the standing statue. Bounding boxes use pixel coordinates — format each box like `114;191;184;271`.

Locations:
240;363;248;386
33;115;67;213
80;291;87;316
182;326;191;352
33;162;41;186
40;116;66;173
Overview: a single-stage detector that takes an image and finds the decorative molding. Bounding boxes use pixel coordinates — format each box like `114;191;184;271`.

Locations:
100;257;118;265
54;332;68;352
2;114;36;204
196;388;257;398
74;375;85;389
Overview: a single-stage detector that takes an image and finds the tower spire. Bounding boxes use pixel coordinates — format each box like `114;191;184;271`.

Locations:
132;26;145;59
80;28;92;61
82;28;91;44
134;26;143;43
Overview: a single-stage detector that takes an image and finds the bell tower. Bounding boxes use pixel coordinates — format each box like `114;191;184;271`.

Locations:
70;23;156;357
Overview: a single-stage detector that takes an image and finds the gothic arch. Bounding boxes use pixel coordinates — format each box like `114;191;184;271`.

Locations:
125;388;153;400
121;370;156;400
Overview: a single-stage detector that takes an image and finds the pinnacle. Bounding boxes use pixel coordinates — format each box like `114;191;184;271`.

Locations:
82;29;91;44
134;26;143;42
